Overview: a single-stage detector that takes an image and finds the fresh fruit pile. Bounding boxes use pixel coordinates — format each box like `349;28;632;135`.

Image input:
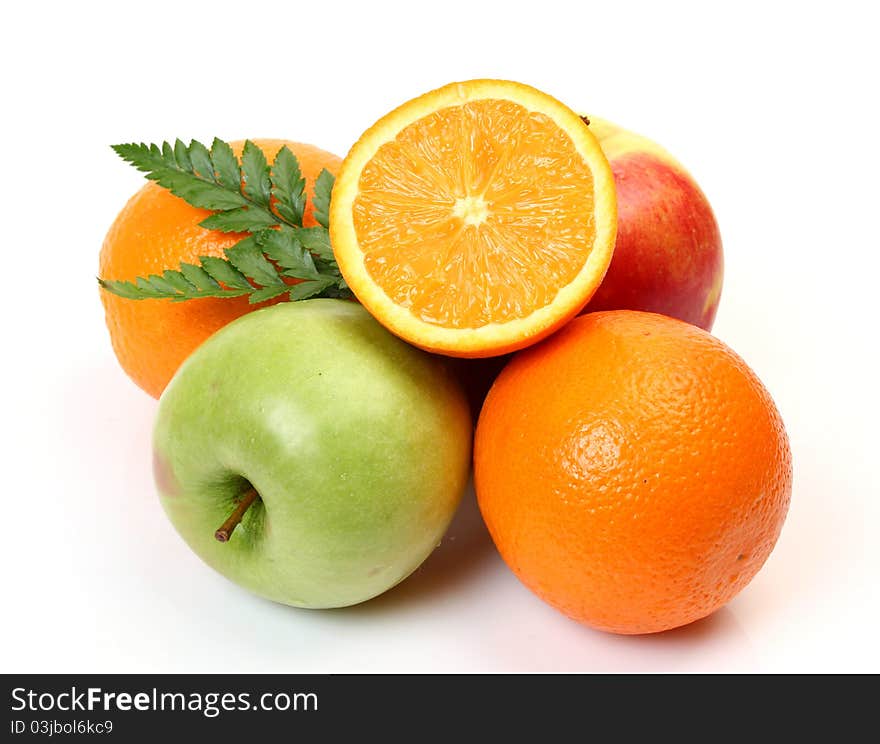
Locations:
98;79;791;635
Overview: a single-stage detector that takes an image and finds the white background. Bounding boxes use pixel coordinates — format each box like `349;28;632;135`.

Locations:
2;0;878;673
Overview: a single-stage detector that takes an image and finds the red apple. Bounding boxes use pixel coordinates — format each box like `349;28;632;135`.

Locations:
582;116;724;331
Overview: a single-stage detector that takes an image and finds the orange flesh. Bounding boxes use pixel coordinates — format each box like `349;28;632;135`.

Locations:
352;99;597;329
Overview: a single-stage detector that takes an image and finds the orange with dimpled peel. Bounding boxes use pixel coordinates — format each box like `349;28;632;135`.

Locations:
474;310;792;635
100;140;341;398
329;80;617;357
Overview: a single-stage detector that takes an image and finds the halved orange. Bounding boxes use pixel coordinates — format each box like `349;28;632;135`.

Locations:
329;79;617;357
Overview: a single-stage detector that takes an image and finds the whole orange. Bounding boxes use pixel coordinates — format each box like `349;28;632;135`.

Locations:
474;310;792;635
99;140;342;398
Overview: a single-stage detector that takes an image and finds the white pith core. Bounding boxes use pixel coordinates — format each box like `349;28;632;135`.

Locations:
452;195;490;227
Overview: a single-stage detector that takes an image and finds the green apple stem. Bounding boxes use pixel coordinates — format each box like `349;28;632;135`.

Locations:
214;487;259;543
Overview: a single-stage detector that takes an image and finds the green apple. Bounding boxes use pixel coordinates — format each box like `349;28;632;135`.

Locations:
152;299;472;608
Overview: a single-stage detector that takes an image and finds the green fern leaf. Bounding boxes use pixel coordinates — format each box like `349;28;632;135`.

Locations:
312;169;334;228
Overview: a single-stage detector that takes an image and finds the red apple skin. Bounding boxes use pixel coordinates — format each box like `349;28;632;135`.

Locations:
582;117;724;331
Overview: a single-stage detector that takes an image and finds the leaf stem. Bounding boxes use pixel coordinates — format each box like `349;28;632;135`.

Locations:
214;487;259;543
